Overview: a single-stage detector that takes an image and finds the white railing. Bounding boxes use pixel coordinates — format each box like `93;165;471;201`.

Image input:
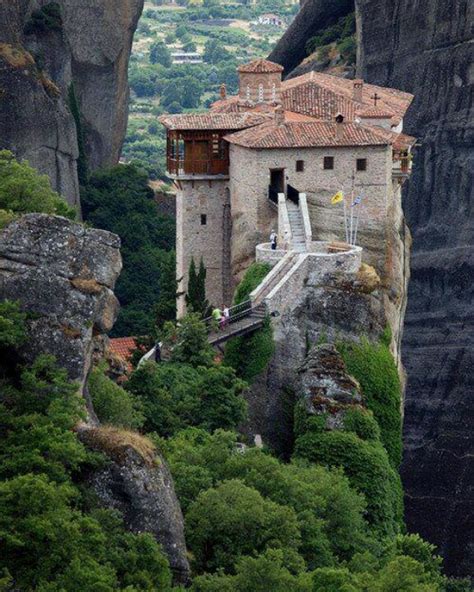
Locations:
298;192;313;249
278;192;292;249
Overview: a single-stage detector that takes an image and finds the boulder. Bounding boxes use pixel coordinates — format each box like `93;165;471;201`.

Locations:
0;213;122;400
298;344;363;429
79;426;191;585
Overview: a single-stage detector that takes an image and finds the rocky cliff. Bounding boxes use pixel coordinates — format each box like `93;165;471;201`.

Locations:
269;0;473;577
268;0;353;75
0;0;143;208
356;0;474;578
0;214;190;582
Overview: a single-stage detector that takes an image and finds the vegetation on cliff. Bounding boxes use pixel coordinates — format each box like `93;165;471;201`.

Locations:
81;164;175;336
224;262;275;382
0;150;75;228
0;302;174;590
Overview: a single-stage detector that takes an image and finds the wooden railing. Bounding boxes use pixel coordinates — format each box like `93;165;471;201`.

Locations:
167;157;229;176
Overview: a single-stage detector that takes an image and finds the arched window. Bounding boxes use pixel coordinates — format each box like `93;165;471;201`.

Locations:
258;83;264;102
246;85;250;100
272;83;276;102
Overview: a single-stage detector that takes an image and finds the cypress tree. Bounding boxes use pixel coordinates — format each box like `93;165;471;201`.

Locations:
186;257;209;316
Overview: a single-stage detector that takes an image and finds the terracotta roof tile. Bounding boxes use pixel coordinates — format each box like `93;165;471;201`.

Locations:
158;112;269;131
358;105;395;118
281;81;356;121
225;121;392;149
109;337;137;361
237;58;284;73
282;71;413;124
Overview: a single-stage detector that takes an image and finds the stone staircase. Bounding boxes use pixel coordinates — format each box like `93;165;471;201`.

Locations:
287;202;306;252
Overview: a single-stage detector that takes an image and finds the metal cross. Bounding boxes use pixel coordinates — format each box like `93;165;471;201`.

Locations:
371;92;381;107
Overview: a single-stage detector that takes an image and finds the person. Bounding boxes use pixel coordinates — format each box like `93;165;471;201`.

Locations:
270;229;277;250
212;306;223;329
222;304;230;328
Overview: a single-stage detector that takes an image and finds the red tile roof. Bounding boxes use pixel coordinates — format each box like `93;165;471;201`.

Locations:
109;337;138;362
237;58;284;73
225;120;392;149
358;105;395;118
158;112;269;131
281;81;356;121
282;71;413;124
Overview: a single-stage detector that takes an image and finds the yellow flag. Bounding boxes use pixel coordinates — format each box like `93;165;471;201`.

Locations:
331;191;344;205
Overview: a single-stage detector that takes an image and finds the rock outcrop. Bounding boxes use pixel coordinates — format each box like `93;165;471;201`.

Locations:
297;344;363;430
268;0;354;75
0;0;144;207
79;426;191;584
356;0;474;577
270;0;473;576
0;214;190;581
0;213;122;402
243;259;387;455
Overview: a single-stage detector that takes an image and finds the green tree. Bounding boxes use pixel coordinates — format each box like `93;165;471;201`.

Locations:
150;40;172;67
162;312;214;366
203;39;231;64
186;257;209;315
0;150;75;225
126;357;247;437
88;365;144;429
81;164;175;336
186;479;301;573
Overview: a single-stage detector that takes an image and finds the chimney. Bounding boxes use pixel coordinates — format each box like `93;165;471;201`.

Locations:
220;83;227;100
353;79;363;103
274;105;285;125
335;113;344;140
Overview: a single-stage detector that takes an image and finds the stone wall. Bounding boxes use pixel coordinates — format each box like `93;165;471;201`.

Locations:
230;143;392;279
176;179;230;315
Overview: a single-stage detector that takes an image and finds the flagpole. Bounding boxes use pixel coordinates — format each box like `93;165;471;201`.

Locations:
349;172;355;245
342;194;349;243
353;194;364;246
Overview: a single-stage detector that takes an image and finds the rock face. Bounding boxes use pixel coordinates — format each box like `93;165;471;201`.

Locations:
356;0;474;577
0;213;122;400
243;260;387;455
268;0;354;75
297;344;363;430
79;427;191;584
0;0;144;207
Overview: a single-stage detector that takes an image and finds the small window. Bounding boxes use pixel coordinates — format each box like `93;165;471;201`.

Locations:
258;83;264;102
200;214;207;226
324;156;334;170
356;158;367;171
296;160;304;172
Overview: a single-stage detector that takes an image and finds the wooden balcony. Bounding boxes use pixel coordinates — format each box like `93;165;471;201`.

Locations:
166;130;230;178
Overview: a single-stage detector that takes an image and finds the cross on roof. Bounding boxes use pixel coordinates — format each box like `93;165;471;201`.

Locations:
371;92;381;107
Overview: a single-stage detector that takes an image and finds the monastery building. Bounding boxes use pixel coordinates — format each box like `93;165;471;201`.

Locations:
159;59;416;316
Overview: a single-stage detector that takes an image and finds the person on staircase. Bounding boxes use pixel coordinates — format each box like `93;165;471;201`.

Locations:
270;229;277;251
222;305;230;328
212;306;223;330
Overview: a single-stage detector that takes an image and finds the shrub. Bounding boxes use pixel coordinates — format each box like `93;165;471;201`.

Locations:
88;366;144;429
24;2;62;35
186;479;301;574
232;262;271;305
294;430;403;537
126;360;247;437
0;150;76;220
224;318;274;383
337;338;402;468
224;262;273;381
